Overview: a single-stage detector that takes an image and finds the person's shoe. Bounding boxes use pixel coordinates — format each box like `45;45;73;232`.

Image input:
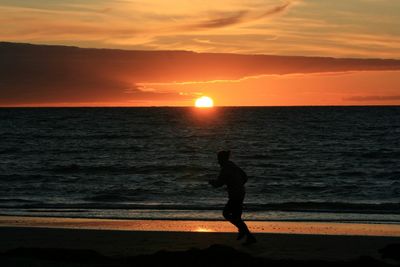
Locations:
237;231;246;240
242;234;257;246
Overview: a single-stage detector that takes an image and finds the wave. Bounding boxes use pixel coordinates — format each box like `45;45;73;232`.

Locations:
361;151;400;159
243;154;272;160
1;201;400;215
337;170;367;177
0;198;41;203
248;202;400;214
29;133;152;140
48;164;209;174
0;148;21;154
0;174;53;181
82;188;152;202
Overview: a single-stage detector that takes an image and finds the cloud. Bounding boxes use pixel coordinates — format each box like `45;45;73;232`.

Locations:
0;73;187;105
2;0;400;59
183;1;292;30
0;43;191;105
256;1;292;18
344;95;400;101
1;42;400;106
0;1;295;47
184;10;248;30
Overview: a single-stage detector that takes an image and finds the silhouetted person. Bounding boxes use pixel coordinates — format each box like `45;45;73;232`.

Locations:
209;150;256;245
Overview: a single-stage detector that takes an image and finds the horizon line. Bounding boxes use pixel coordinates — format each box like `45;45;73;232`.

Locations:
1;105;400;108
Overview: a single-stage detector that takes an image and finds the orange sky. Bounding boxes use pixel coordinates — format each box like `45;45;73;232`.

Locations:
137;71;400;106
2;0;400;58
0;0;399;106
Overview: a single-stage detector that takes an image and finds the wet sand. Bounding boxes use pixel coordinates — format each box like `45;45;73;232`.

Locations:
1;216;400;262
2;216;400;236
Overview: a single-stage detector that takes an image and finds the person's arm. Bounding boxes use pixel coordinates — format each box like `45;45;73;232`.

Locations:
208;168;226;188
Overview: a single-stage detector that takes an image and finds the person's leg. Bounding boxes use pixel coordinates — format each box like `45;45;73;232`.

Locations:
230;198;256;244
223;199;242;230
223;200;235;223
229;199;250;235
222;201;231;221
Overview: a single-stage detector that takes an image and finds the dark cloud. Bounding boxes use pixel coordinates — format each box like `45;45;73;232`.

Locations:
256;1;291;19
344;95;400;102
125;88;192;101
184;2;291;30
0;43;188;105
1;42;400;105
0;76;185;105
187;10;248;29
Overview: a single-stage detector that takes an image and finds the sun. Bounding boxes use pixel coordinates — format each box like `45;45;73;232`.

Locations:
195;96;214;108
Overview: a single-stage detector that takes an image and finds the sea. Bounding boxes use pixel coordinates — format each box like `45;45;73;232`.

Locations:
0;107;399;223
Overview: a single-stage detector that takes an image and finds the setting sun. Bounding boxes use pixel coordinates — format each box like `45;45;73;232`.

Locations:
195;96;214;108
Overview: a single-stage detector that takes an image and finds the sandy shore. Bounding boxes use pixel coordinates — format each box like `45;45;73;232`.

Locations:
1;216;400;262
2;216;400;236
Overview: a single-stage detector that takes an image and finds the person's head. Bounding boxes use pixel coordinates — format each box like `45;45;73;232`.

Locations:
217;150;230;165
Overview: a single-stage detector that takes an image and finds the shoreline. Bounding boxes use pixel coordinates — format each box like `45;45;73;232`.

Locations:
1;216;400;262
2;212;400;224
1;215;400;237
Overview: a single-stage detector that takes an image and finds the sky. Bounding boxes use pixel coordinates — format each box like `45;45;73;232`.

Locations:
0;0;400;106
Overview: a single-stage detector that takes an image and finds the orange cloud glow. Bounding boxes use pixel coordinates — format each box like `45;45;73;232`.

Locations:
140;71;400;106
1;0;399;58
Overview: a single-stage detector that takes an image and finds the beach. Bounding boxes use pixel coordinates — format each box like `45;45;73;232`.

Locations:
1;216;400;266
2;0;400;264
